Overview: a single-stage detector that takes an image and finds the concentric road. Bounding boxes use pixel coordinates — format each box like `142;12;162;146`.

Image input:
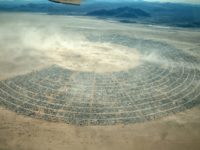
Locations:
0;32;200;125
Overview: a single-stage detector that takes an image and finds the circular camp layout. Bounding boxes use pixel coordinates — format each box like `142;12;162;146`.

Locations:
0;28;200;126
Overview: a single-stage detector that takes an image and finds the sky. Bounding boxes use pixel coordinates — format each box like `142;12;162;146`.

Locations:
95;0;200;3
0;0;200;4
95;0;200;4
145;0;200;3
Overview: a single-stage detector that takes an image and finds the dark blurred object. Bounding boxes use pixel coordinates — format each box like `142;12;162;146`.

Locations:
49;0;80;5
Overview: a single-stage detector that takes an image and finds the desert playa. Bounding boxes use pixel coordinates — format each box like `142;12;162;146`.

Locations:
0;12;200;150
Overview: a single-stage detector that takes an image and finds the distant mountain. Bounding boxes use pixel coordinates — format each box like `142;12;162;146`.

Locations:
0;3;90;16
87;7;150;18
0;1;200;28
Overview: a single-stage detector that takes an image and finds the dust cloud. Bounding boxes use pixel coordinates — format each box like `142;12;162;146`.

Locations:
0;13;140;79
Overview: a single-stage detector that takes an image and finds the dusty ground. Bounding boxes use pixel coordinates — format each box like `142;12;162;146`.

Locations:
0;13;200;150
0;105;200;150
0;13;200;79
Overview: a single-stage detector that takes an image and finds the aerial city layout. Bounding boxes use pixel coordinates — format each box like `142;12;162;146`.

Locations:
0;0;200;150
